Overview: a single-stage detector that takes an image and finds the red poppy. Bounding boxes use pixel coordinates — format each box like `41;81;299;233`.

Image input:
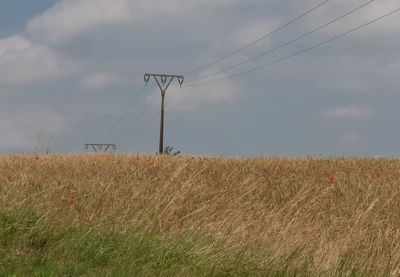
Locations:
377;173;381;177
184;198;188;202
160;219;165;224
2;178;7;184
35;156;39;160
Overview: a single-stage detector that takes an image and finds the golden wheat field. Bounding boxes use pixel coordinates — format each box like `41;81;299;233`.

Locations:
1;153;400;275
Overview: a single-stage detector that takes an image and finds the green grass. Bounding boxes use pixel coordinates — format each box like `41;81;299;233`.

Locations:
0;206;382;276
0;207;269;276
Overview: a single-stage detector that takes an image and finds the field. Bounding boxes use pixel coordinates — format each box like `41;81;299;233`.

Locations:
1;153;400;276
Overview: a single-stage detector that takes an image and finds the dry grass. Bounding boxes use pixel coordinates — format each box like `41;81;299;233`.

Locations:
1;153;400;275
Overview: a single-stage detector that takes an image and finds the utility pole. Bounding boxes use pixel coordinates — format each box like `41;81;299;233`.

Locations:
144;73;184;154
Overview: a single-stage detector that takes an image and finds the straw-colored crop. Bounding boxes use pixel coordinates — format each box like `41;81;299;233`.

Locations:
1;153;400;275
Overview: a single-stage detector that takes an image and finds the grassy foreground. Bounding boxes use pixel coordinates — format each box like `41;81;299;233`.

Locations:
1;154;400;276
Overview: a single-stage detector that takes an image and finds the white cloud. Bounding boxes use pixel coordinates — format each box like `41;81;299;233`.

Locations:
0;35;78;85
321;105;374;119
340;132;362;144
146;75;236;112
231;19;277;48
298;0;400;36
169;82;235;112
27;0;133;44
362;0;399;23
0;107;67;152
81;73;125;90
26;0;240;44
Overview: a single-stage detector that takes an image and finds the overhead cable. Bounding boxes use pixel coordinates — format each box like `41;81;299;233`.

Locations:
184;7;400;87
119;86;182;151
113;86;159;145
99;84;148;144
186;0;376;83
183;0;330;76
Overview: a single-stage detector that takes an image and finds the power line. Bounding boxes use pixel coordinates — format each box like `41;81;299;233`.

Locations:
118;111;160;153
184;7;400;88
99;84;148;144
186;0;376;83
113;84;158;145
101;5;400;153
183;0;330;76
166;84;184;106
119;85;182;152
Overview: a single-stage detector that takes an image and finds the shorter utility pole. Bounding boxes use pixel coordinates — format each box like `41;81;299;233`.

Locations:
84;144;117;153
144;73;184;154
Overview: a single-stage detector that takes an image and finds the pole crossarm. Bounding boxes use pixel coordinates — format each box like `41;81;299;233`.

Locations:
144;73;184;89
84;144;117;153
144;73;184;154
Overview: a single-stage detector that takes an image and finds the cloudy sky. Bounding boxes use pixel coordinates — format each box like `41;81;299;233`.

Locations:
0;0;399;157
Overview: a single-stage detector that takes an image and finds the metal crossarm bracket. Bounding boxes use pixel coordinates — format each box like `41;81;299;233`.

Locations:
84;144;117;153
144;74;150;84
177;76;184;86
144;73;184;91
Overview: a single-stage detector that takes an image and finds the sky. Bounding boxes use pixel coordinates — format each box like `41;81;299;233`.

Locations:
0;0;399;157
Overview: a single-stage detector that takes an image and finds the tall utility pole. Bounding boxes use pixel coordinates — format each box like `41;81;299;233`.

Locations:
144;73;184;154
